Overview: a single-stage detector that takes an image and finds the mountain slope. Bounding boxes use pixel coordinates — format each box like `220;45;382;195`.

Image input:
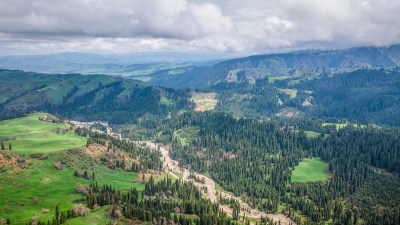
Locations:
0;69;194;124
204;44;400;86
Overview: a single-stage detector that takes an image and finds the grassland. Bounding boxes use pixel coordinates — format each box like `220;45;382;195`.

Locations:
322;123;348;131
291;158;330;183
191;91;217;111
277;88;298;98
171;171;184;179
0;113;87;154
322;123;366;131
0;114;144;224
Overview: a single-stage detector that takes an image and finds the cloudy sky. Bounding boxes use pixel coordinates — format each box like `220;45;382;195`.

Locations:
0;0;399;55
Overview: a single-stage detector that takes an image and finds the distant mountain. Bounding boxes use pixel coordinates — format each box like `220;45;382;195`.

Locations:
0;69;194;124
204;44;400;86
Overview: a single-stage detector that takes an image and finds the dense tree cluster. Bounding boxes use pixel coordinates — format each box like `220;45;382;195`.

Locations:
159;111;400;224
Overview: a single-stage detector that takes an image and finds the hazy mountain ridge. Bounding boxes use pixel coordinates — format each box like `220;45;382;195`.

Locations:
204;44;400;86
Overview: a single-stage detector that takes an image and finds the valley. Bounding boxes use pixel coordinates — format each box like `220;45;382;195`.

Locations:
1;45;400;225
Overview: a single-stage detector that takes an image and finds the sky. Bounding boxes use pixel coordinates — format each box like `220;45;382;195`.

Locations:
0;0;399;55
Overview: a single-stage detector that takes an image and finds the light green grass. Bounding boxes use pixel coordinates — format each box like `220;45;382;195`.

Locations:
171;171;183;179
303;131;321;138
0;114;143;224
0;151;143;224
173;130;187;146
322;123;366;131
291;158;329;183
277;88;298;98
322;123;348;131
302;100;312;106
0;113;87;154
160;97;173;106
67;206;117;225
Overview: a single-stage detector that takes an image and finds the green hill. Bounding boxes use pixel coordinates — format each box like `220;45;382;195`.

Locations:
0;113;86;154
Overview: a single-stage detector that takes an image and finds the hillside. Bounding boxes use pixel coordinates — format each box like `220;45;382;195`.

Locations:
0;113;238;225
204;44;400;86
0;69;194;124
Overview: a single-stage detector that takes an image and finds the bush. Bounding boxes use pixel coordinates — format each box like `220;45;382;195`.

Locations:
74;170;83;177
72;204;90;216
53;162;62;170
30;153;44;158
40;208;50;214
76;184;89;195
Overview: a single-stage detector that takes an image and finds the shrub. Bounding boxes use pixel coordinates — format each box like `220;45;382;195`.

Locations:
53;162;62;170
30;153;44;158
92;204;100;210
74;170;83;177
76;184;89;195
72;204;90;216
40;208;50;214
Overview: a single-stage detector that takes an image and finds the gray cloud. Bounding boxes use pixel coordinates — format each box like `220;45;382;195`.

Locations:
0;0;399;55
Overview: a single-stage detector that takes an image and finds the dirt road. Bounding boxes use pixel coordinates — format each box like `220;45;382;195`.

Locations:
140;142;295;225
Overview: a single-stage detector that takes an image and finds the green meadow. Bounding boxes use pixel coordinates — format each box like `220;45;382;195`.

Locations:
322;123;366;131
0;113;87;154
0;114;144;224
291;158;330;183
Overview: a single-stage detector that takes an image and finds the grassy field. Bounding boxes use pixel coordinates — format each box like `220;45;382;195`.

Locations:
291;158;330;183
0;114;144;224
322;123;366;131
0;113;87;154
304;131;321;138
191;92;217;111
277;88;298;98
322;123;348;131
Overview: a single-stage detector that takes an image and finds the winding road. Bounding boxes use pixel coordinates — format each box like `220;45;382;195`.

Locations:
140;142;295;225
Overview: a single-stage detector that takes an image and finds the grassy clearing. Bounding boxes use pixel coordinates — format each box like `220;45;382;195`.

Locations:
173;130;187;146
171;171;183;179
277;88;298;98
304;131;321;138
66;206;116;225
291;158;329;183
322;123;366;131
0;114;143;224
160;97;173;106
294;130;321;138
0;151;143;224
0;113;87;154
322;123;348;131
191;92;217;112
302;100;312;106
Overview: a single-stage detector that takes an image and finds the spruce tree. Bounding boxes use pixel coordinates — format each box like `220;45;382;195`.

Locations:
55;205;60;221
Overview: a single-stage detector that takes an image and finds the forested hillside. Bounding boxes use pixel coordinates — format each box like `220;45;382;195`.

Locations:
203;44;400;86
208;69;400;126
157;112;400;225
0;69;194;124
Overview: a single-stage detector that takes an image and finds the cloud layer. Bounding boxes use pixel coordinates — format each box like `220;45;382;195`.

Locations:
0;0;399;55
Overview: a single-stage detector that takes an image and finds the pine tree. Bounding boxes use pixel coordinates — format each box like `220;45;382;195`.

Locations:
60;211;67;224
55;205;60;221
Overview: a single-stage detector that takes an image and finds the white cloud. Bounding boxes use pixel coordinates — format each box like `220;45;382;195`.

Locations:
0;0;399;55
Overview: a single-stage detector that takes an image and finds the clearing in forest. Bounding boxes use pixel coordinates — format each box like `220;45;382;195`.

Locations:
291;158;330;183
277;88;298;98
322;123;365;131
191;92;217;112
0;113;87;154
